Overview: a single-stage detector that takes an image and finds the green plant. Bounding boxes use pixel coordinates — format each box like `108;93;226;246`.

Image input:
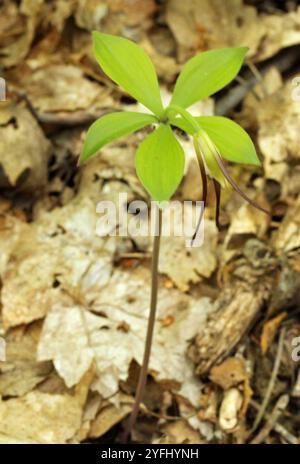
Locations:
80;31;268;441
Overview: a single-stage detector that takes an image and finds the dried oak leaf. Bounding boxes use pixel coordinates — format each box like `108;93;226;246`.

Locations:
1;150;149;329
1;196;113;328
0;371;92;444
38;267;213;406
0;104;51;190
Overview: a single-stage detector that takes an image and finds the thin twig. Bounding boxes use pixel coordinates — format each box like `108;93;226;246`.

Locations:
247;61;268;98
212;179;221;229
235;75;262;101
190;137;207;247
250;395;289;444
251;327;286;433
119;252;151;259
215;47;300;115
213;149;270;215
122;206;162;442
250;399;297;444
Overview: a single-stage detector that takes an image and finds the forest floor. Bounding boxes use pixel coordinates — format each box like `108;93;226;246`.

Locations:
0;0;300;444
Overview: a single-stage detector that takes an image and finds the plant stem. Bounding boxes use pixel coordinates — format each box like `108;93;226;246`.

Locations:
167;104;201;133
122;206;162;442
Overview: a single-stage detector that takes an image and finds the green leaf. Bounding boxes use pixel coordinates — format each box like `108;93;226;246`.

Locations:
171;47;248;109
135;125;185;202
93;31;164;117
197;116;261;166
80;111;157;163
170;114;260;166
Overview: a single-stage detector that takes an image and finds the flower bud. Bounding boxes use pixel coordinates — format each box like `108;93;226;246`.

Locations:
196;129;228;189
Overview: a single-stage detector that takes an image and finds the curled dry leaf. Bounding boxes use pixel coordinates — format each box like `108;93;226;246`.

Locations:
0;104;51;190
260;313;287;355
